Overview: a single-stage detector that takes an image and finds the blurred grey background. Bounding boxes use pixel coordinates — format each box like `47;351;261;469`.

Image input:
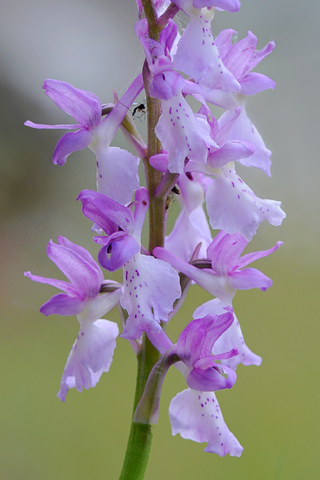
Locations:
1;1;319;479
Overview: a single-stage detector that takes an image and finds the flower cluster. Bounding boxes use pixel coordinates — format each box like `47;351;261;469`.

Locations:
25;0;284;458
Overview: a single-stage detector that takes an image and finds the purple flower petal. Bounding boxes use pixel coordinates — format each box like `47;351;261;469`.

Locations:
150;71;185;100
24;271;77;296
52;129;92;165
98;233;140;272
43;79;102;129
236;241;283;269
194;299;262;369
57;236;102;275
130;188;149;242
187;364;236;391
207;230;247;275
197;348;239;364
40;293;84;316
149;153;169;172
229;267;272;291
166;204;211;262
46;240;103;298
78;289;122;323
24;121;81;130
240;72;276;96
77;190;135;235
159;18;179;53
176;313;234;366
214;28;236;58
221;31;257;80
247;40;275;72
169;389;243;456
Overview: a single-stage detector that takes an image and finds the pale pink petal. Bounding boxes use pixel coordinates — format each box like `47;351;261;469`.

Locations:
173;9;240;93
95;146;139;205
208;140;254;168
165;205;211;261
155;92;209;173
165;174;212;261
57;319;119;401
169;389;243;456
120;253;181;339
218;108;272;176
240;72;276;95
205;164;286;241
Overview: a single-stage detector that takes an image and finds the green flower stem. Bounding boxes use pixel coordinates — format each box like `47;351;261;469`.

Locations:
119;2;170;478
118;422;152;480
119;336;159;480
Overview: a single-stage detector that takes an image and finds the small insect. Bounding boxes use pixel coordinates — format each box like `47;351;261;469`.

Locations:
132;103;146;119
166;185;180;211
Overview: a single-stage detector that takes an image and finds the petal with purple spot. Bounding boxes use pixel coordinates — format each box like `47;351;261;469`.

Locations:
155;93;209;173
173;9;240;93
205;164;286;241
121;253;181;339
169;389;243;456
57;318;119;401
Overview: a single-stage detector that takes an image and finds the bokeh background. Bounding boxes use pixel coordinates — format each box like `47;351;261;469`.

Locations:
1;0;319;479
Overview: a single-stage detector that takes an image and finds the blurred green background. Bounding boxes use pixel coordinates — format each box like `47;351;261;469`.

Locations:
1;0;319;479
